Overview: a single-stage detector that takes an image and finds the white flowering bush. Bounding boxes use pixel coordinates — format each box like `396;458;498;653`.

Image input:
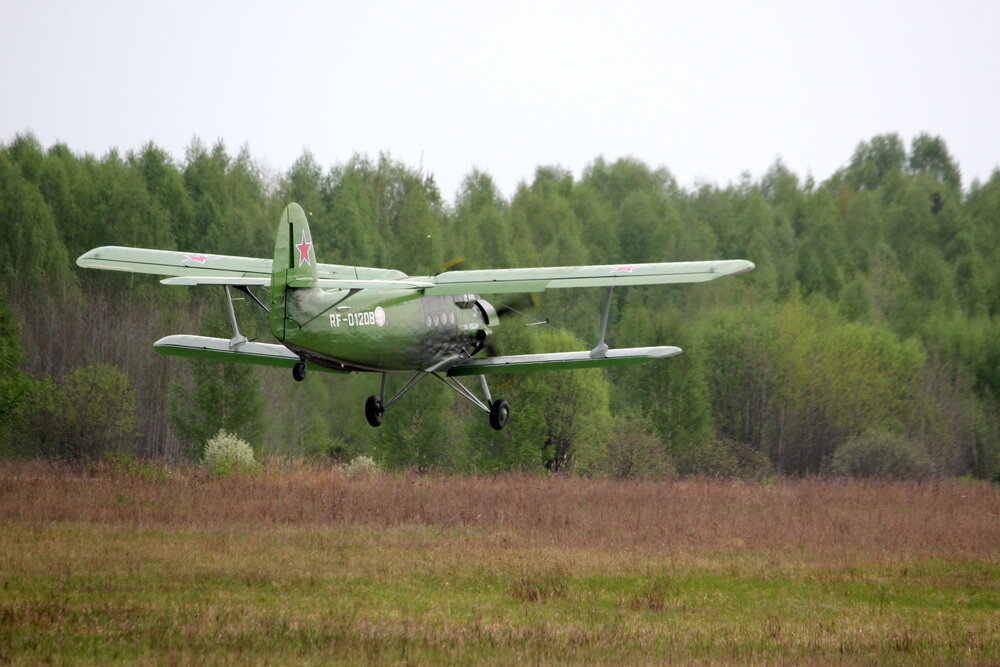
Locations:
343;454;381;479
202;430;257;477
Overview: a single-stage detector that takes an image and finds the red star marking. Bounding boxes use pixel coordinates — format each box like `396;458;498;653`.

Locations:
612;265;635;273
185;254;209;264
296;232;312;266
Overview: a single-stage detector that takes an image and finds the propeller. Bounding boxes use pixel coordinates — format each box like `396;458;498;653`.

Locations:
442;255;467;271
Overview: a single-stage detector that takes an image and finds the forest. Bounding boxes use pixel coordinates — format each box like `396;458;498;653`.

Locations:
0;131;997;479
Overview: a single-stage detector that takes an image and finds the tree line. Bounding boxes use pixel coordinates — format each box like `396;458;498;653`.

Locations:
0;131;997;479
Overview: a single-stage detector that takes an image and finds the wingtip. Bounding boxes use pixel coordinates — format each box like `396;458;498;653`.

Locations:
75;247;99;266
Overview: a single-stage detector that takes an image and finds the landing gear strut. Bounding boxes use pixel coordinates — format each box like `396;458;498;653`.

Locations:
362;371;510;430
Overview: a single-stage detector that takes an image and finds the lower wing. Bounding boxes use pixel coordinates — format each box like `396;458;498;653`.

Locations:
153;335;348;373
446;346;682;376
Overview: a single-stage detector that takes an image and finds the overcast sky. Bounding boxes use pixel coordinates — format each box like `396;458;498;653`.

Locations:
2;0;998;202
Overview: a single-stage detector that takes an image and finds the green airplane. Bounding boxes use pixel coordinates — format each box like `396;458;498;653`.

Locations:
77;203;754;430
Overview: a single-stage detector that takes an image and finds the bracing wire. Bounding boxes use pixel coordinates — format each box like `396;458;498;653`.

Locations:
496;302;593;347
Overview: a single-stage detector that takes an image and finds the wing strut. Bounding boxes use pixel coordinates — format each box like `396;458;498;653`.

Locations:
235;285;269;313
591;287;614;358
223;285;249;348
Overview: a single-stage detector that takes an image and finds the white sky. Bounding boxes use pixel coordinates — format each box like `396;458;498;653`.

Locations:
2;0;998;202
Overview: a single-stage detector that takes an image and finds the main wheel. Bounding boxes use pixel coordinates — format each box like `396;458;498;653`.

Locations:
365;395;385;427
292;361;307;382
489;399;510;430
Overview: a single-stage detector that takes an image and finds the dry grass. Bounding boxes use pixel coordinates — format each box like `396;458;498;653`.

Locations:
2;460;997;559
1;461;997;663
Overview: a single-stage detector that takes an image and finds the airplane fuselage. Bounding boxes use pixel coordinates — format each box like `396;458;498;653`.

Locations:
280;288;496;372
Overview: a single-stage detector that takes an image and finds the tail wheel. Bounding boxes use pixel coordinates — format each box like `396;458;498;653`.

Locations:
365;395;385;427
292;361;307;382
489;399;510;430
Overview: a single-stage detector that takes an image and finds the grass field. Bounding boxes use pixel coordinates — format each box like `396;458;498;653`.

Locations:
1;462;997;663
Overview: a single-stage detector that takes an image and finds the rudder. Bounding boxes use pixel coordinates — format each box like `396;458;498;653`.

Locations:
269;203;318;341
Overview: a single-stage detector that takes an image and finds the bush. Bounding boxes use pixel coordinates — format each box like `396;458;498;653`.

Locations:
675;438;774;479
343;454;381;479
831;430;936;480
6;364;137;461
595;411;675;480
103;452;169;481
202;430;257;477
304;437;350;463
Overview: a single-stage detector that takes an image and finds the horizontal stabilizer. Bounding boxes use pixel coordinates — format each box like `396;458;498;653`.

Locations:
446;346;682;376
425;260;754;295
153;335;347;373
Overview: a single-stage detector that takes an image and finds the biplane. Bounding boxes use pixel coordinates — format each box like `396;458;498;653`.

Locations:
77;203;753;429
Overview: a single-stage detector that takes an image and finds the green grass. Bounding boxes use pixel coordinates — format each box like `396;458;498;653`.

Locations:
1;524;996;664
0;466;997;663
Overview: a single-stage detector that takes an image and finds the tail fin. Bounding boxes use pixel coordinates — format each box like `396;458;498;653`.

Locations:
270;203;318;341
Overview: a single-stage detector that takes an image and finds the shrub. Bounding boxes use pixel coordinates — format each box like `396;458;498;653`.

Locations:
304;437;350;463
103;452;169;481
831;430;936;480
343;454;381;479
675;437;774;479
202;430;257;477
7;364;137;461
596;410;675;480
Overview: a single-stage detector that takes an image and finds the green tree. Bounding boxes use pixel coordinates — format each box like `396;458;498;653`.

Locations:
831;430;936;480
0;300;33;455
844;133;907;191
908;133;961;190
0;150;74;291
11;364;136;460
496;328;612;473
596;409;674;479
169;362;264;456
133;142;195;250
451;170;510;268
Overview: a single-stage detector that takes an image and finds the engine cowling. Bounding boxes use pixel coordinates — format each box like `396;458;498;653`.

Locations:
473;298;499;328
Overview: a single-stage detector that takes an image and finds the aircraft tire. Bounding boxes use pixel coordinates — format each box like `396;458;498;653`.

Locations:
292;361;307;382
365;395;385;427
489;399;510;430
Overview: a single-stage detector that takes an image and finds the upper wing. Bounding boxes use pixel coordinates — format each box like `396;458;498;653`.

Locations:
424;259;755;295
76;246;271;278
76;246;408;281
79;247;753;294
